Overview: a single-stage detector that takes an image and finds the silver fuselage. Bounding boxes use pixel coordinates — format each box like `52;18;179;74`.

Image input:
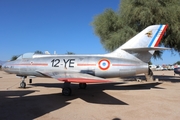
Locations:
2;54;148;78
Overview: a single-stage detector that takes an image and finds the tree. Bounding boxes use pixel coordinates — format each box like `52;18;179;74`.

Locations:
66;52;75;55
10;55;19;61
148;61;152;65
174;61;180;65
92;0;180;60
34;50;43;54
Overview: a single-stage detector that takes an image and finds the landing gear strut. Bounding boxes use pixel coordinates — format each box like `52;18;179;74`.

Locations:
145;68;154;82
79;83;87;89
62;82;72;96
62;82;87;96
20;76;27;88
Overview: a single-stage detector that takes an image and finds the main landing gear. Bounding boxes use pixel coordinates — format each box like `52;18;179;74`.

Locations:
18;76;86;96
62;82;87;96
62;82;72;96
145;68;154;82
79;83;87;89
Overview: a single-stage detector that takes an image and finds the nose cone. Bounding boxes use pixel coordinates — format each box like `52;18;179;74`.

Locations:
1;63;6;71
1;61;9;72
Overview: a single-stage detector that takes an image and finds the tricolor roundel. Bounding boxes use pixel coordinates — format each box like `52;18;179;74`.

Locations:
98;59;110;70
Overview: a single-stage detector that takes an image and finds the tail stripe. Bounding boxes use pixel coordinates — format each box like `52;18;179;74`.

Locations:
109;24;168;63
154;25;168;47
148;25;163;47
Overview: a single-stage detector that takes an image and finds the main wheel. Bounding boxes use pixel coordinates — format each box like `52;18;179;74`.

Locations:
79;83;87;89
20;82;26;88
29;79;32;83
62;87;72;96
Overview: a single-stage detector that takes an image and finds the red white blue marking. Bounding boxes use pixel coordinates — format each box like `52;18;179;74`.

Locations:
98;59;110;70
148;24;168;47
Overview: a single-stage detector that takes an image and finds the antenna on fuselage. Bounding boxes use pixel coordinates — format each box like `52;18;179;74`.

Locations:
45;51;50;55
54;51;57;55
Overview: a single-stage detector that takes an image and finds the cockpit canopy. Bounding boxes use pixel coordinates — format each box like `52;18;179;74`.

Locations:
17;53;35;60
16;52;54;60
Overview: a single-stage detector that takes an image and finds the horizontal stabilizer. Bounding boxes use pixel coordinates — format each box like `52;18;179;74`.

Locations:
122;47;170;52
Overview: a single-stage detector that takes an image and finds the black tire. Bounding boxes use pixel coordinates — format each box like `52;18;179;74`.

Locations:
62;87;72;96
29;79;32;84
20;82;26;88
79;83;87;89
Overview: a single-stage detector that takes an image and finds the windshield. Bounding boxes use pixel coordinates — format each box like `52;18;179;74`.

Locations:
17;53;34;60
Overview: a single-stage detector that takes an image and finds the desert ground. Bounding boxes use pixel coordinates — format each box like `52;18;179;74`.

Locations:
0;70;180;120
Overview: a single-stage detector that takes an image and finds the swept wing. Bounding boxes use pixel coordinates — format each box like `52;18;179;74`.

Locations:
37;71;111;83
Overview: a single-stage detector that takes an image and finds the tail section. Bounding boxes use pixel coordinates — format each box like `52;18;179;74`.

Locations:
148;25;168;47
107;25;168;62
120;24;168;49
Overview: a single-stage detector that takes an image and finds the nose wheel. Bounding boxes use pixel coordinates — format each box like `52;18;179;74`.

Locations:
20;82;26;88
20;76;27;88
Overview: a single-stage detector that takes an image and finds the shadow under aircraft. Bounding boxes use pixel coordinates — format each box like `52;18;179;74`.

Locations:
124;74;180;83
0;82;162;120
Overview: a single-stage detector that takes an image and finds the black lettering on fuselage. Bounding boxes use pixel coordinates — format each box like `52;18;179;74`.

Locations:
51;59;60;67
63;59;75;68
51;59;75;68
69;59;75;67
63;59;69;69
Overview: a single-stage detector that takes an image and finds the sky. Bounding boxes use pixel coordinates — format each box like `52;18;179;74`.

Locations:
0;0;179;65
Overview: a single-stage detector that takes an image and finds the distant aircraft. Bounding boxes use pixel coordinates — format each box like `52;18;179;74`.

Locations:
2;25;168;96
174;67;180;76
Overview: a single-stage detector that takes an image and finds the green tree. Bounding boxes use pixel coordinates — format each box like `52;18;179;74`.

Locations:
10;55;19;61
92;0;180;59
148;61;152;65
66;52;75;55
174;61;180;65
34;50;43;54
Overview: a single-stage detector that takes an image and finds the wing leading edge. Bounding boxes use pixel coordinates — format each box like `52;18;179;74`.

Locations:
37;71;111;83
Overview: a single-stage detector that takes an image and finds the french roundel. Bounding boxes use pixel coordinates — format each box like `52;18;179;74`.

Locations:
98;59;110;70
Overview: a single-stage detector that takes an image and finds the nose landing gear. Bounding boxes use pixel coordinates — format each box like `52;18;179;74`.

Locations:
20;76;27;88
20;81;26;88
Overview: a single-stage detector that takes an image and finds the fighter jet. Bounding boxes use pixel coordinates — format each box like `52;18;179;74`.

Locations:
2;24;168;96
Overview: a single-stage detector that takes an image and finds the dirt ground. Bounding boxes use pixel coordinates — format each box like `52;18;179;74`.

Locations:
0;70;180;120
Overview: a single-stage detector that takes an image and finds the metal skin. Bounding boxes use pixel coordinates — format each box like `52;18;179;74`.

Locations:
2;24;168;96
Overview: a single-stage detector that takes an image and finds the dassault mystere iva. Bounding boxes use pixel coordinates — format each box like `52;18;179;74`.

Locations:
2;24;168;96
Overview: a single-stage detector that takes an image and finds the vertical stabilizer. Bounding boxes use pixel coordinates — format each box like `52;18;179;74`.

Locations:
108;25;168;62
120;24;168;49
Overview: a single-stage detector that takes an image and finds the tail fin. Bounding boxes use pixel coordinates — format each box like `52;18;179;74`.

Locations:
108;25;168;62
120;24;168;49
